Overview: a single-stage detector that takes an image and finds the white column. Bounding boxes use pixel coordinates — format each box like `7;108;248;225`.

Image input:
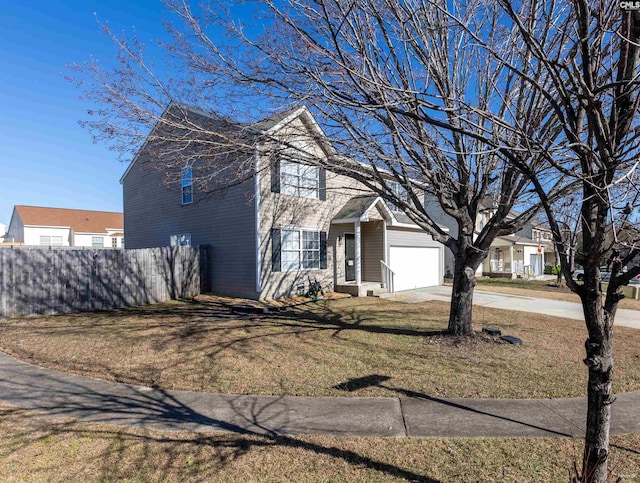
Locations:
382;220;388;264
355;220;362;286
509;245;514;274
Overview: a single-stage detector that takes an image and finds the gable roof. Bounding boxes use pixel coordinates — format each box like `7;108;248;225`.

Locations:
119;102;259;184
14;206;123;233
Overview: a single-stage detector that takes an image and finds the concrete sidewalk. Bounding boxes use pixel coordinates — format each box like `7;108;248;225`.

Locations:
382;286;640;330
1;352;639;438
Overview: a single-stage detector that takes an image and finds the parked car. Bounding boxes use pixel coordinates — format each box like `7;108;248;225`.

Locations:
600;268;640;284
573;266;639;284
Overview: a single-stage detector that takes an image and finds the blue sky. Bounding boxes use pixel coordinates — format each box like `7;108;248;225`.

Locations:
0;0;169;226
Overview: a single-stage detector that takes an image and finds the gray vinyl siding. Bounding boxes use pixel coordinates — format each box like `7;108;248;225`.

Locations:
361;221;384;282
122;156;257;299
388;227;441;248
6;209;24;243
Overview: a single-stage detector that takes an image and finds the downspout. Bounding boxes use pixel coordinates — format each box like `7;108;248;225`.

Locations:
254;147;262;293
355;220;362;287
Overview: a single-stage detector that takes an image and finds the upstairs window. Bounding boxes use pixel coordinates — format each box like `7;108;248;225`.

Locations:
92;237;104;247
388;181;410;212
181;166;193;205
280;161;319;199
111;237;118;248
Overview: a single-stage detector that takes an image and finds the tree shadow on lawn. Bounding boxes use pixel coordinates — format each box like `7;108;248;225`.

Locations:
0;296;469;396
0;371;438;483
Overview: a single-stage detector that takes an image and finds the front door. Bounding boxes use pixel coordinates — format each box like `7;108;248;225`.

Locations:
530;254;542;276
345;233;356;282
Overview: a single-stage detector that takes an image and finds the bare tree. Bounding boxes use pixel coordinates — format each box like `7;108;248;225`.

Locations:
71;0;640;479
73;0;575;336
490;2;640;480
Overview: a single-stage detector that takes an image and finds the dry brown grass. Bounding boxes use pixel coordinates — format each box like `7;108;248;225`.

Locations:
474;279;640;310
0;404;638;482
1;295;639;399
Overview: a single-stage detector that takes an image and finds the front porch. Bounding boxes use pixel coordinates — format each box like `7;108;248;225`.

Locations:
330;195;394;297
329;195;443;296
335;280;390;297
483;240;551;279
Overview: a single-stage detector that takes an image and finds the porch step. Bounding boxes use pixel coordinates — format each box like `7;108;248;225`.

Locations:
335;282;389;297
366;287;389;297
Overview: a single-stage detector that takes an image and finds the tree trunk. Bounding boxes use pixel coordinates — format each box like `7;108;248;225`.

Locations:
581;297;615;482
448;262;476;336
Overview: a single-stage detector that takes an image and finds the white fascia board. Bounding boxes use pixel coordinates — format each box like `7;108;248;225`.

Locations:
264;106;336;158
365;197;395;223
264;107;308;135
331;218;361;224
24;225;71;229
389;222;426;230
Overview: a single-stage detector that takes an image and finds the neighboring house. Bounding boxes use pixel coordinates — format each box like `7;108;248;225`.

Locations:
477;204;554;279
5;206;124;248
122;103;445;299
424;195;554;279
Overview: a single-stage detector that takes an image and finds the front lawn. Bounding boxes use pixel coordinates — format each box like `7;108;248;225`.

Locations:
1;295;639;398
1;404;639;482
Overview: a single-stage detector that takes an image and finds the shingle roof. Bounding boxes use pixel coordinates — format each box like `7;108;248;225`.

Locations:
15;206;123;234
332;195;380;220
252;106;303;132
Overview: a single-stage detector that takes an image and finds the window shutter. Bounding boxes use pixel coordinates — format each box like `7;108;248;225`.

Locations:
319;167;326;200
272;228;282;272
320;231;327;269
271;158;281;193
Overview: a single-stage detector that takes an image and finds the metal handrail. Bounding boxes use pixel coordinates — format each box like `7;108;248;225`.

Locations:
380;260;395;293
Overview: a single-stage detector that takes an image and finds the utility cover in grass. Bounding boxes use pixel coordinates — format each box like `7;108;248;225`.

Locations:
482;326;502;336
500;335;522;346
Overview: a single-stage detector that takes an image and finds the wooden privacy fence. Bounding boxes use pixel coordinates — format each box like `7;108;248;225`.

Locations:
0;246;210;317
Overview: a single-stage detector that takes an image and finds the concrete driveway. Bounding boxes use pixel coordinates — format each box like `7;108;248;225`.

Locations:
381;285;640;330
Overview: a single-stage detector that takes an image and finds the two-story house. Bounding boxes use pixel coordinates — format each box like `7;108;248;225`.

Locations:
5;206;124;248
121;103;445;299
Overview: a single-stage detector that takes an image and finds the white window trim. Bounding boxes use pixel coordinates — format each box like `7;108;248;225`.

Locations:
280;228;321;271
388;180;409;213
92;236;104;248
280;160;319;199
181;166;193;205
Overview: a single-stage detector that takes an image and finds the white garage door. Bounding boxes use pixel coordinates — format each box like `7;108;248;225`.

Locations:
389;246;440;291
